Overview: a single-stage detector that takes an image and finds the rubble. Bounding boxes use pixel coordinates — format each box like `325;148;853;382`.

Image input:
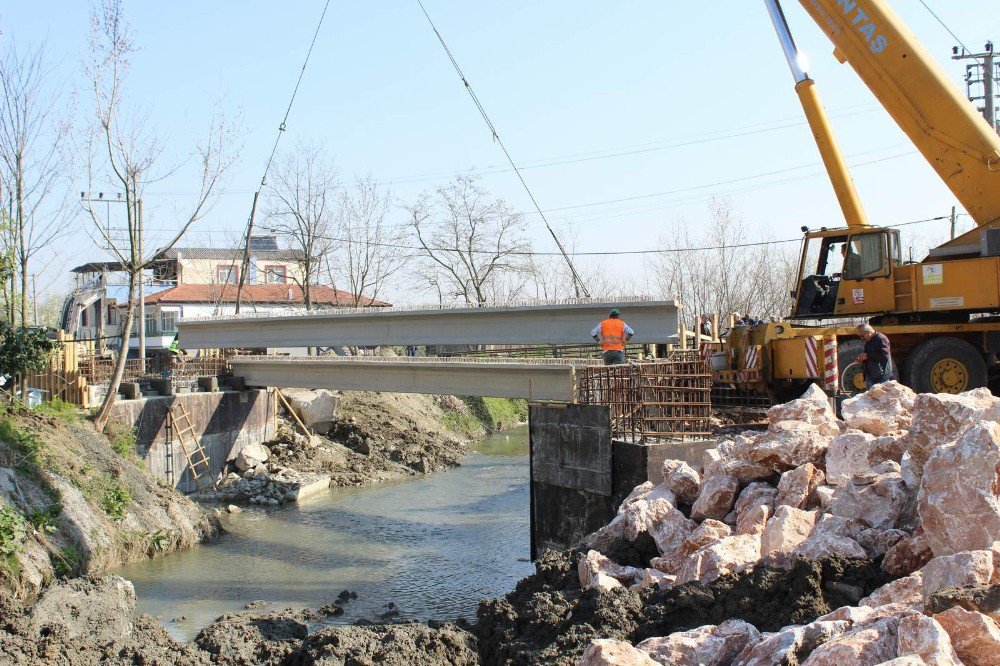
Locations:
569;384;1000;666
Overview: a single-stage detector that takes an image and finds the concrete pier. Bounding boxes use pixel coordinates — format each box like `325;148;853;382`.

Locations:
109;389;277;493
529;403;715;558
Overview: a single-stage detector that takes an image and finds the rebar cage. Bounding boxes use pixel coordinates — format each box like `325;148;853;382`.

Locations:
576;351;713;442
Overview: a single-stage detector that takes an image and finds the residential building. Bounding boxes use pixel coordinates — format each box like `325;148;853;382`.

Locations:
63;235;389;355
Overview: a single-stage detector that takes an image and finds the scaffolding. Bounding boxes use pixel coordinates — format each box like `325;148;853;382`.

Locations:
576;351;713;442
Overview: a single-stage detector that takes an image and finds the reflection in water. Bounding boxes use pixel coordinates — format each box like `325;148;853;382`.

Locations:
118;426;534;641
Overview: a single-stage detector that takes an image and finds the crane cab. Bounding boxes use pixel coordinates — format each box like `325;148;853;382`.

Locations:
792;227;901;319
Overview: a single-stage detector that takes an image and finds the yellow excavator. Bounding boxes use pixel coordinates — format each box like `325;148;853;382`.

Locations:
715;0;1000;399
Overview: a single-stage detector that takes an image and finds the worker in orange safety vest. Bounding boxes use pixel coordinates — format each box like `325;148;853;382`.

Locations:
591;308;635;365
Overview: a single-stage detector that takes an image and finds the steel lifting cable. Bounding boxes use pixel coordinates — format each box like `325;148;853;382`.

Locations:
235;0;333;313
414;0;592;299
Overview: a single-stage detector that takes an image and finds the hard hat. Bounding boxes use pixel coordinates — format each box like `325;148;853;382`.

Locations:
609;308;620;316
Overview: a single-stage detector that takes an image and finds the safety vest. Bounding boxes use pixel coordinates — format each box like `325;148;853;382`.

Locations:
599;318;627;351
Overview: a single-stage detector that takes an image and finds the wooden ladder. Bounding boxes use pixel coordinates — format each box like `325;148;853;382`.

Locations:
168;402;215;491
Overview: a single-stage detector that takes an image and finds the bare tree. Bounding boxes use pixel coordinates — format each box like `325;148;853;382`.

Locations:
336;175;408;306
649;198;796;326
85;0;237;429
0;39;76;326
407;175;528;307
266;142;338;310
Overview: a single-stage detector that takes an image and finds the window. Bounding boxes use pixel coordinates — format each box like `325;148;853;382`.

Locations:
265;265;287;284
145;314;157;335
106;304;118;326
843;232;890;281
160;311;177;333
216;264;238;284
81;307;89;328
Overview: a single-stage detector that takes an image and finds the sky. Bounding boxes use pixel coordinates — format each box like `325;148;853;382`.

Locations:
3;0;999;305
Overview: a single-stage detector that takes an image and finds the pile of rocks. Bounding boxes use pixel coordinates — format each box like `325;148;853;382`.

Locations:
195;443;329;506
578;382;1000;665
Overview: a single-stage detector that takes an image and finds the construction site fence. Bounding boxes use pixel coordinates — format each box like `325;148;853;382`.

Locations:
78;355;233;385
576;351;713;442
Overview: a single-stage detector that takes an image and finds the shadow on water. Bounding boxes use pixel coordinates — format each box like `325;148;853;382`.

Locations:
116;425;535;642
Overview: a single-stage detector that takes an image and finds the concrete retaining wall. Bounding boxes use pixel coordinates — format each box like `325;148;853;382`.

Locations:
109;389;277;493
529;403;717;558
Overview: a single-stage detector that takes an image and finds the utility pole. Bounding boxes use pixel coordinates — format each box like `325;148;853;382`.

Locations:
950;206;957;240
31;275;37;326
954;42;999;133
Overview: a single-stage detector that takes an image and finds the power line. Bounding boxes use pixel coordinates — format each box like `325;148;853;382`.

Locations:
414;0;590;297
916;0;978;61
262;213;951;258
235;0;333;312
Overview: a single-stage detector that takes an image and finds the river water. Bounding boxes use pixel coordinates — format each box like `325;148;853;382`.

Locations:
117;426;534;642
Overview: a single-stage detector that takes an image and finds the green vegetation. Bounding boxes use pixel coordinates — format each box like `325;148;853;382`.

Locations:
34;399;82;422
0;504;25;578
0;416;45;476
105;421;138;459
53;545;83;577
87;475;132;522
26;505;60;534
441;409;482;436
0;321;57;380
461;397;528;434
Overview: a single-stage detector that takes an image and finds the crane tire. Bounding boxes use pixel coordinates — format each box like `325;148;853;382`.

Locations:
837;339;867;396
903;337;986;395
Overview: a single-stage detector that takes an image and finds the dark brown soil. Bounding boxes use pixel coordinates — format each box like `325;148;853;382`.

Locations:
476;547;894;666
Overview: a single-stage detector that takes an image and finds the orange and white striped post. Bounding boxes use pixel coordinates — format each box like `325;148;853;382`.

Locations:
822;336;839;393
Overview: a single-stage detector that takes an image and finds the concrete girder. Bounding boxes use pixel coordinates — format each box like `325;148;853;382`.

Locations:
230;357;580;401
177;300;678;350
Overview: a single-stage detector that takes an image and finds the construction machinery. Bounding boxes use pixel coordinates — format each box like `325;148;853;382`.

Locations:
714;0;1000;399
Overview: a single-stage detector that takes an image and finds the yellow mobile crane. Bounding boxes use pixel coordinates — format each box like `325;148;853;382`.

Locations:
716;0;1000;398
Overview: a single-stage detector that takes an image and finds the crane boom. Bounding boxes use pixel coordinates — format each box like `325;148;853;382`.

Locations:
794;0;1000;227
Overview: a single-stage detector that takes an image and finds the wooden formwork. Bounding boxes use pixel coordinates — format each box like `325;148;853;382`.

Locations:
22;331;89;407
576;351;713;441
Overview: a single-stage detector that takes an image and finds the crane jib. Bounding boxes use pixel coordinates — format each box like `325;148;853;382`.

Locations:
834;0;889;53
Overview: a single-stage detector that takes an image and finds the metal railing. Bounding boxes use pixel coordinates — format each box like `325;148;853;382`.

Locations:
576;351;713;442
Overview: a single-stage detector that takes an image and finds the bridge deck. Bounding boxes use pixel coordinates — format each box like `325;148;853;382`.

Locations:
178;298;678;350
230;356;585;401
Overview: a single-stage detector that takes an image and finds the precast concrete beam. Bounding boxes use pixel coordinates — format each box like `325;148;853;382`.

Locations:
230;357;579;401
178;299;678;350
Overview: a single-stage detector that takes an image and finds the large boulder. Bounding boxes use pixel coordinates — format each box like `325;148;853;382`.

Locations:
825;431;875;487
734;620;849;666
579;639;659;666
636;620;760;666
691;474;740;522
829;464;909;530
921;550;995;599
735;482;777;536
933;607;1000;666
766;383;841;434
882;532;933;577
675;534;761;585
761;506;817;565
235;443;271;473
918;421;1000;556
895;613;961;666
794;531;867;561
906;389;997;471
281;388;340;434
841;381;915;436
860;572;924;609
663;459;701;504
775;463;825;509
750;420;836;473
798;616;899;666
578;550;643;590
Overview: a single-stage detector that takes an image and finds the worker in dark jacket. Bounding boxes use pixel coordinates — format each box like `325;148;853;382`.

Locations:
856;322;893;389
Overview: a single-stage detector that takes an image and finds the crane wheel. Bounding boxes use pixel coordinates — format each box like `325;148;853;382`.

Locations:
902;337;986;394
836;339;867;397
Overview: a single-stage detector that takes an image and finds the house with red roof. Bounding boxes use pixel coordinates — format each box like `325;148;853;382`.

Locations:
65;235;389;355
